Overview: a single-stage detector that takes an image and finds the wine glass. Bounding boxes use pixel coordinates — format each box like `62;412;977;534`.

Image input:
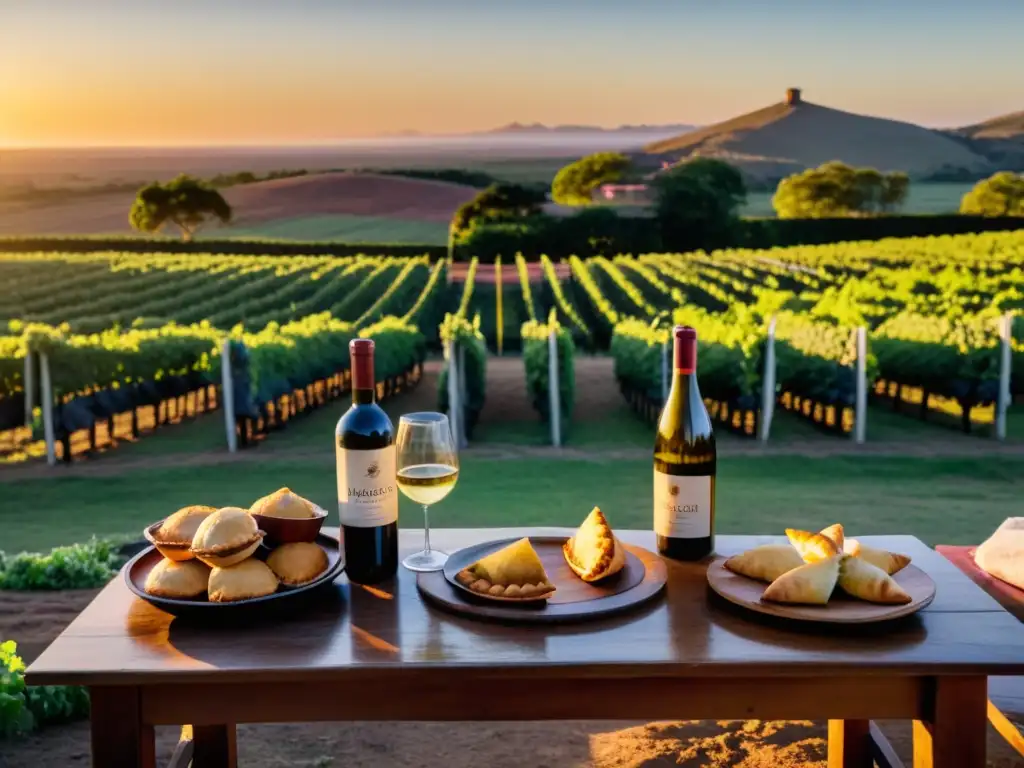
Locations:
396;412;459;572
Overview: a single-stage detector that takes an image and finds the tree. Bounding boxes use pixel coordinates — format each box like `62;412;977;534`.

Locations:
129;175;232;241
960;172;1024;216
451;183;547;240
881;172;910;212
551;152;631;205
772;162;911;218
652;158;747;251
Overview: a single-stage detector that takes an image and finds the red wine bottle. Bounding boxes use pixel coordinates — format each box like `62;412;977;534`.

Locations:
336;339;398;584
653;325;717;561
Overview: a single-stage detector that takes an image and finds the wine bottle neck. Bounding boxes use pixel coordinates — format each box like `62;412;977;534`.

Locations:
674;334;696;375
353;386;375;405
350;342;376;405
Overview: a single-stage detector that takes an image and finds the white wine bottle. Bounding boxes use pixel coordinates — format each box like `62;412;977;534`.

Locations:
653;325;716;560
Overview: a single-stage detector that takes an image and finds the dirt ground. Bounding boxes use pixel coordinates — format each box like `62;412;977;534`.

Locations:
3;590;1022;768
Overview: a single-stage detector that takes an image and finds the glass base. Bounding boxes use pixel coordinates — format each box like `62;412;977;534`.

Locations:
402;549;449;572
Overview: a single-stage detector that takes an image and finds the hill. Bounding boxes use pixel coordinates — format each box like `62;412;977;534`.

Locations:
222;172;478;224
639;90;993;182
946;110;1024;172
488;122;696;136
0;172;479;236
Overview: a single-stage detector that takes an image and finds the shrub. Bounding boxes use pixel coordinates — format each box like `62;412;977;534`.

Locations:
1;640;90;738
0;539;121;591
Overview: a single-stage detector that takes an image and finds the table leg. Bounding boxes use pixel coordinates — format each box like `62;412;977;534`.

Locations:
913;675;987;768
828;719;871;768
89;686;155;768
192;723;238;768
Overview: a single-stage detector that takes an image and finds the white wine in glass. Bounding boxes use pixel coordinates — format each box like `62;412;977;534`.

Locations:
396;412;459;572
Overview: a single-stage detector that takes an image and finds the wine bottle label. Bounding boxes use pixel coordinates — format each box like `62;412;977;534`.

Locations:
653;469;712;538
336;445;398;527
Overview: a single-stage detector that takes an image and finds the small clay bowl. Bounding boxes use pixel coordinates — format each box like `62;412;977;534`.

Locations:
251;504;328;545
144;520;195;562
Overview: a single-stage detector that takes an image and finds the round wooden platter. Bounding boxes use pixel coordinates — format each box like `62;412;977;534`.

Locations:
125;531;345;620
706;558;937;624
416;536;667;624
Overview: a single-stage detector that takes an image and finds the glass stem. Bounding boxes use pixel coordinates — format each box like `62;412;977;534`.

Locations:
422;504;431;552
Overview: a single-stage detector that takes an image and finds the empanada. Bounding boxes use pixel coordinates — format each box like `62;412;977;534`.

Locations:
724;544;805;583
838;555;912;604
250;487;315;519
144;558;210;599
563;507;626;582
191;507;264;568
208;558;279;603
786;528;840;563
762;556;841;605
819;523;845;551
266;542;329;586
843;539;911;575
157;505;216;544
456;538;555;599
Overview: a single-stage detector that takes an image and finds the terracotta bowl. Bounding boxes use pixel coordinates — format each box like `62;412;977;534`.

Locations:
251;504;328;545
143;520;195;562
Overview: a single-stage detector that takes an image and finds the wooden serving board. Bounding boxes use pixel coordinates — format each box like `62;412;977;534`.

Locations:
706;558;937;624
124;531;345;620
416;536;667;624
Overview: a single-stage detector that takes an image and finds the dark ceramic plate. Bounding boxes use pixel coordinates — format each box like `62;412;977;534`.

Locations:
124;531;344;619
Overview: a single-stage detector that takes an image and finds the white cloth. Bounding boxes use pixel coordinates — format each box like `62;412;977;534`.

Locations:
975;517;1024;591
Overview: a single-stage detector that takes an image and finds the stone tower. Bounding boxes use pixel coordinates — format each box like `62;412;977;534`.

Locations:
786;88;802;106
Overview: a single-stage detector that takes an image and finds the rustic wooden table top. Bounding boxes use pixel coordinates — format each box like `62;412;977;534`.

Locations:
26;529;1024;688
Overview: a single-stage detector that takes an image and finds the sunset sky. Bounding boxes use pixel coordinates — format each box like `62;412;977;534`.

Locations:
2;0;1022;147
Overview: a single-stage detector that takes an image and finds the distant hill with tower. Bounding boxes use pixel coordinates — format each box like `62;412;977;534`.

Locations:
636;88;1001;183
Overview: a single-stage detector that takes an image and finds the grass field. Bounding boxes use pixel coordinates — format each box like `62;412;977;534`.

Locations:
215;214;450;244
3;452;1021;553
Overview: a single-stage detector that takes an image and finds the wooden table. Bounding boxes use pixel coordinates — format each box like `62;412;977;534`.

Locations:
26;529;1024;768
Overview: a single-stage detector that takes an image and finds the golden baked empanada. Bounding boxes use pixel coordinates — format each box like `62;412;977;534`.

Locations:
838;555;912;604
786;528;839;563
250;487;314;519
762;556;840;605
819;523;845;551
842;539;911;575
563;507;625;582
157;505;216;544
144;559;210;599
266;542;328;586
456;538;555;599
191;507;264;568
208;558;279;603
724;544;805;583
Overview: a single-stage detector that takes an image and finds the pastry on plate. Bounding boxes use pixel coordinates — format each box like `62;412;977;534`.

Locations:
762;556;841;606
724;544;805;583
250;487;315;519
456;538;555;599
819;523;845;551
151;505;216;561
563;507;626;582
838;555;912;604
786;528;840;563
144;558;210;599
208;558;279;603
267;542;329;586
842;539;911;575
190;507;264;568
